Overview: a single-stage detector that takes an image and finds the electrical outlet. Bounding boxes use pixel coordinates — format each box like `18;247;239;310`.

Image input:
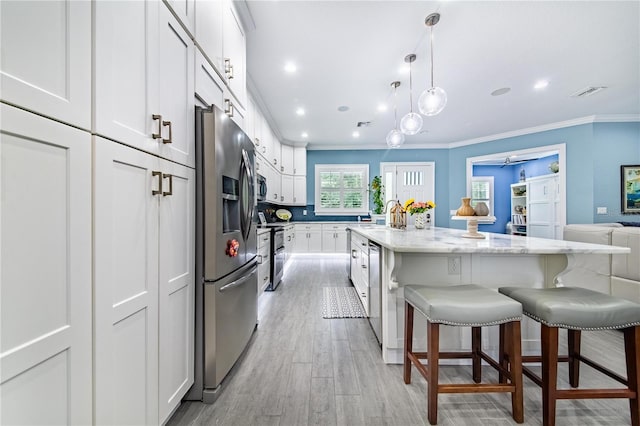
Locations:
448;257;460;274
596;207;607;215
303;210;307;216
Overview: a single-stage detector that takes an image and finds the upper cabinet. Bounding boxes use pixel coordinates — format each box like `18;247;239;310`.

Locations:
222;0;247;108
0;0;91;130
281;144;294;175
194;0;223;75
164;0;195;36
294;147;307;176
95;1;195;168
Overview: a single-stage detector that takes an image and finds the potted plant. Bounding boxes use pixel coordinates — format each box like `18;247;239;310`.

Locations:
370;176;384;214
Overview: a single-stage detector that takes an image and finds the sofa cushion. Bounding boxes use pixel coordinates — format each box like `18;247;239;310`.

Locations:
612;227;640;282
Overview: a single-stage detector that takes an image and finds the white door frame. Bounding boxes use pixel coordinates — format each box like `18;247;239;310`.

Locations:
380;161;436;225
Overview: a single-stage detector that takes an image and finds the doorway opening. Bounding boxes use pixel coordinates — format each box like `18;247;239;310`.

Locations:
380;162;435;227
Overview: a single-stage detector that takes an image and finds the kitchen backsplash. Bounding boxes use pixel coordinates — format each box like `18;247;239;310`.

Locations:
257;202;363;222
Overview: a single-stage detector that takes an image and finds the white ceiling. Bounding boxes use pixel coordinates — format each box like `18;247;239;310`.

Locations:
243;1;640;150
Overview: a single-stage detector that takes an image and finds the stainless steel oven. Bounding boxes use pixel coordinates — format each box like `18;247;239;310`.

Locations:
267;226;284;291
256;173;267;202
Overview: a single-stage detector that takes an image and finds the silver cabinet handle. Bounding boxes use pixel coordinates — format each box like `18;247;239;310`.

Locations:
162;173;173;196
152;171;162;195
152;114;162;139
162;120;172;144
281;166;284;172
281;195;284;202
257;255;263;264
224;99;234;117
224;58;234;80
362;264;367;269
352;249;358;258
255;138;260;146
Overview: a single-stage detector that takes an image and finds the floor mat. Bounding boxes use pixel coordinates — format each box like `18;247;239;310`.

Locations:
322;286;367;318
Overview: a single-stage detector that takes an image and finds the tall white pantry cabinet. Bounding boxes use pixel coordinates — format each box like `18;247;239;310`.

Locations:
0;0;208;424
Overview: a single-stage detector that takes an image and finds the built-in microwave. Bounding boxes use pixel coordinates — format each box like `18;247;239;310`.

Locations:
257;173;267;202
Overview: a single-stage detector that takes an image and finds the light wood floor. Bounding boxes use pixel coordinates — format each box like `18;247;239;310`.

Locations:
168;254;633;426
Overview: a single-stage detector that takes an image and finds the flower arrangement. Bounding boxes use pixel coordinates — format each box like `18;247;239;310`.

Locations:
403;198;436;215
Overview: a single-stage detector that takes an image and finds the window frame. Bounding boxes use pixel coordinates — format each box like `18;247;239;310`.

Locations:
314;164;369;215
470;176;494;215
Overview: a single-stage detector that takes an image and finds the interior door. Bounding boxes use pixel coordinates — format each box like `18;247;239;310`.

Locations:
381;162;435;226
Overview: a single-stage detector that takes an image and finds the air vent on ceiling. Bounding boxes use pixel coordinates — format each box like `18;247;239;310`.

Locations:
570;86;607;98
356;121;372;127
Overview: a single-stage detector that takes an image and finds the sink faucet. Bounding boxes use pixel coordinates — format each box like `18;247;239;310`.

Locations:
383;199;400;214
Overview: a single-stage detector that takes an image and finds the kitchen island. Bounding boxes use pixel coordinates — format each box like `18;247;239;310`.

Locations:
348;225;631;364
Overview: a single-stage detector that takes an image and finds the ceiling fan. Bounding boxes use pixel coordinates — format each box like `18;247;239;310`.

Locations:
500;156;537;168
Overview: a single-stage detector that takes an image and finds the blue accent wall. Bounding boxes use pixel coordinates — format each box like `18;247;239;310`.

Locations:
300;122;639;227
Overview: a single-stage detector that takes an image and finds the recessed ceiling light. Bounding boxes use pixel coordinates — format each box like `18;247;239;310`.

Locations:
301;132;308;138
377;103;388;112
296;107;305;116
491;87;511;96
284;62;297;73
352;131;360;138
337;105;350;112
534;80;549;90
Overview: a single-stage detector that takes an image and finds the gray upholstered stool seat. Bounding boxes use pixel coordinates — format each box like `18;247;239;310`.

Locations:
404;284;522;326
403;284;524;425
498;286;640;426
499;286;640;330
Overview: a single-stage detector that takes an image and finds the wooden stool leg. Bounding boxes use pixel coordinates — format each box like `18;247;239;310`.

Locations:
404;302;414;384
509;321;524;423
624;326;640;426
499;323;509;384
427;321;440;425
472;326;482;383
541;325;559;426
568;329;581;388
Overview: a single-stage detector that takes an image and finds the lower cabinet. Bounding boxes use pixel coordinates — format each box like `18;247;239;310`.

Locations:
257;230;271;293
294;224;322;252
94;137;195;425
321;224;348;253
284;224;295;264
0;105;92;425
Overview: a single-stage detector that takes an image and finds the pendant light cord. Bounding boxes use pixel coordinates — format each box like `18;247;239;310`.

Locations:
408;61;414;112
393;86;399;129
430;25;435;88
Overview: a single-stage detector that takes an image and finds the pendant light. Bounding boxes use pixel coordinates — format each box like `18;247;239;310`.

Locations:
418;13;447;116
400;54;423;135
386;81;405;148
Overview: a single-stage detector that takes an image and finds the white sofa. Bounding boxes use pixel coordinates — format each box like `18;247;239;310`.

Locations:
562;223;640;303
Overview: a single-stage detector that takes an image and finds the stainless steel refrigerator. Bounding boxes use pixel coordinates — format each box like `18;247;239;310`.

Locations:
187;105;258;403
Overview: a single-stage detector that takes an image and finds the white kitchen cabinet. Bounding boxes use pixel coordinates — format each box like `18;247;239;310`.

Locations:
164;0;195;36
281;144;294;175
321;224;348;253
194;0;223;77
253;104;264;148
246;95;256;143
195;47;225;108
223;89;246;131
284;224;295;266
281;174;294;204
271;135;282;171
94;137;195;425
222;0;246;107
294;175;307;206
294;224;323;253
258;125;273;166
0;104;92;425
294;146;307;176
95;1;195;168
257;230;271;294
349;232;369;315
528;174;562;239
265;161;281;204
0;0;91;130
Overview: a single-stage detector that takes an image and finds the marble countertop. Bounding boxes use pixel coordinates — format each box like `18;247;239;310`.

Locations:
348;225;631;255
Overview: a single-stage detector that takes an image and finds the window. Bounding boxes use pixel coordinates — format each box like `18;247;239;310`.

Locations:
471;176;494;214
315;164;369;215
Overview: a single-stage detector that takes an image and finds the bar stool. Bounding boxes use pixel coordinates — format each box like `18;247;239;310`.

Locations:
499;286;640;426
403;284;524;425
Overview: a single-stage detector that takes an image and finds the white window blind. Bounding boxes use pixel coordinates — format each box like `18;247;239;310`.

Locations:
314;164;369;215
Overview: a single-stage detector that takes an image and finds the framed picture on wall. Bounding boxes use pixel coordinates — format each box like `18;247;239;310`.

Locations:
621;165;640;214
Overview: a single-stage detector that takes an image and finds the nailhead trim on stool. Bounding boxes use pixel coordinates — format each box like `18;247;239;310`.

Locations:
499;286;640;426
403;284;524;425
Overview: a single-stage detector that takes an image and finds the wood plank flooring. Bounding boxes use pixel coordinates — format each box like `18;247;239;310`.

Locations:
167;254;633;426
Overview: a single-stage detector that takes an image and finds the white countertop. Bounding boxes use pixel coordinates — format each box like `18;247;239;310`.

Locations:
348;225;630;255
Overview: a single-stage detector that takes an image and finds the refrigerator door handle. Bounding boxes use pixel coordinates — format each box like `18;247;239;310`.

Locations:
219;265;258;292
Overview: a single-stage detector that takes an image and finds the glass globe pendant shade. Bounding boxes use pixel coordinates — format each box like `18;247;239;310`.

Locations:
386;129;405;148
400;112;423;135
418;86;447;116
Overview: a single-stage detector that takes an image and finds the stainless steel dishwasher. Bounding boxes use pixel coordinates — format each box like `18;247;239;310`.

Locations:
368;242;382;346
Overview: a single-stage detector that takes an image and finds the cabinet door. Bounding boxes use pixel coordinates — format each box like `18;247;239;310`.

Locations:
158;5;195;168
223;90;246;131
195;48;224;109
95;0;160;155
94;137;159;426
271;136;282;170
164;0;195;35
308;230;323;253
322;231;336;253
293;175;307;206
335;230;348;254
281;144;294;175
528;177;554;239
0;105;92;425
158;160;195;423
0;0;91;129
281;174;294;204
266;162;281;203
194;0;223;74
293;147;307;176
222;0;246;107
